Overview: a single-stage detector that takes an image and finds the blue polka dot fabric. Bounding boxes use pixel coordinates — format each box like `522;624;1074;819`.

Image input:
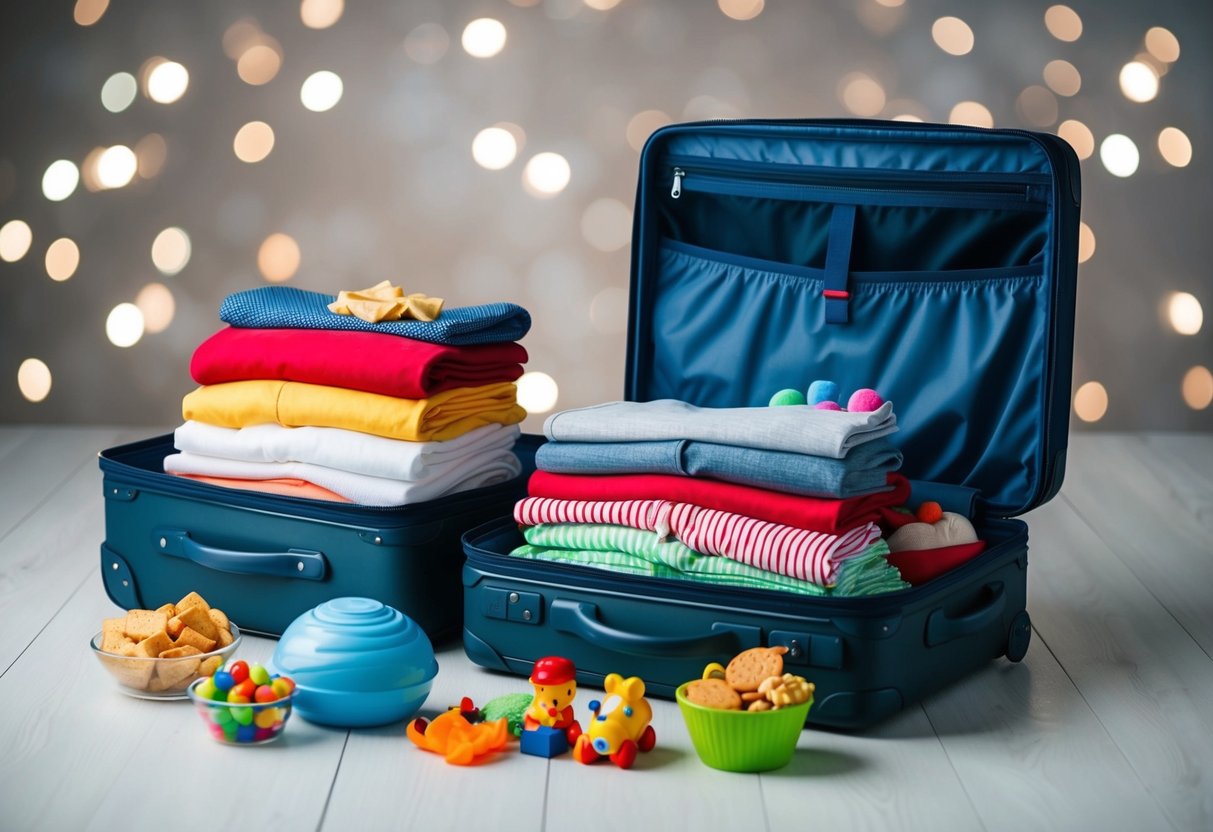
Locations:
219;286;532;345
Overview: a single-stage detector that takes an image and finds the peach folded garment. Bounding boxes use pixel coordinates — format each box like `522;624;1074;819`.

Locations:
176;474;352;503
182;379;525;442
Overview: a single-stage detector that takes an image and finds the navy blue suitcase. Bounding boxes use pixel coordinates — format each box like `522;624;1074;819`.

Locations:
98;434;541;639
461;119;1080;729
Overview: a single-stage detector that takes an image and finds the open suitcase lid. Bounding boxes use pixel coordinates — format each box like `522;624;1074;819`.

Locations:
624;119;1081;518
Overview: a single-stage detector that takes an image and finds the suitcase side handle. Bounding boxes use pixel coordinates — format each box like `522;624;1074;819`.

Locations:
550;598;758;658
925;582;1005;647
153;529;328;581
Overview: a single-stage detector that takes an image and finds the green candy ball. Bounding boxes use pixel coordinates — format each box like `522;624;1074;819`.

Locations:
769;388;807;407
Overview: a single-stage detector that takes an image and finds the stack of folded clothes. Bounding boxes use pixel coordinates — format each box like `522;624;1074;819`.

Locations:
510;399;914;596
165;283;532;505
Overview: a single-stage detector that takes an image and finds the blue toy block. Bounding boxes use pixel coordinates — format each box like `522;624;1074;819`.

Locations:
520;725;569;758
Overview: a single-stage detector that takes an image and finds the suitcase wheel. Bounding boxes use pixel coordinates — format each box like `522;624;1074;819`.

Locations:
1005;611;1031;663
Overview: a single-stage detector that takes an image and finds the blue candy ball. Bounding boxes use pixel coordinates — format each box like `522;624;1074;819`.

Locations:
806;379;839;405
213;671;235;692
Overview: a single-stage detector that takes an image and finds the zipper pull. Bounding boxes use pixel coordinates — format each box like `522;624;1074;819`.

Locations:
670;167;684;199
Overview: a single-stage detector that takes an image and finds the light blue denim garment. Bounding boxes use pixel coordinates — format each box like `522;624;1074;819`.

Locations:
543;399;896;459
535;438;902;499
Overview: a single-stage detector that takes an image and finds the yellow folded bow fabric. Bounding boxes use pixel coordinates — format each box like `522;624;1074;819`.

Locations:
182;380;524;442
327;280;445;323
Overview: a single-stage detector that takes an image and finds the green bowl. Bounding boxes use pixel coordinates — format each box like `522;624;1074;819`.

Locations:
676;682;812;773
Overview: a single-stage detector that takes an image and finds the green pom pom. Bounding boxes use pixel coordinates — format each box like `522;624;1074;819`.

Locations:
769;388;807;407
481;692;534;737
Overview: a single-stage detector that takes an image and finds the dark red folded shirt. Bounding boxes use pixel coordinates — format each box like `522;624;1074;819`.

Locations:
527;470;912;534
191;326;527;399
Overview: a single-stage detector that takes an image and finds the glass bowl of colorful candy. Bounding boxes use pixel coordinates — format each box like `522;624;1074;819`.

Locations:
186;659;296;745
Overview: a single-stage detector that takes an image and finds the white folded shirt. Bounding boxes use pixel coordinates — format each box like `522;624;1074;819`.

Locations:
173;420;520;481
163;449;521;506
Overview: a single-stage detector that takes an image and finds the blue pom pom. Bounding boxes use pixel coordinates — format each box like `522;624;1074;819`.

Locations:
807;380;839;405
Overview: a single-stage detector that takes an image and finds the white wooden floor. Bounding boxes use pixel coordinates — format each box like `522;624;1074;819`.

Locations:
1;427;1211;832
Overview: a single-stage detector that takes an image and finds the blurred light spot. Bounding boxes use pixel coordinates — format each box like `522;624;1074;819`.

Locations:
1182;366;1213;410
41;160;79;202
300;71;343;112
516;371;559;414
683;95;743;121
1044;5;1081;42
1073;381;1107;423
949;101;993;128
1158;127;1191;167
523;152;571;197
73;0;108;26
258;233;301;282
17;358;52;403
97;145;137;188
1119;61;1158;103
1057;119;1094;159
509;0;541;5
626;110;672;152
146;61;189;104
45;237;80;281
461;18;507;58
1144;26;1179;63
1015;85;1058;127
875;0;904;5
237;43;282;86
839;73;886;117
80;147;105;191
581;198;632;252
404;23;449;64
135;282;175;333
1167;292;1203;335
223;19;263;60
718;0;763;21
1043;59;1081;96
0;219;33;262
300;0;343;29
892;114;923;122
106;303;145;348
1078;222;1095;264
1100;134;1139;178
932;17;974;56
100;72;137;113
886;99;929;122
584;0;621;9
151;227;191;276
590;286;629;333
472;127;518;170
234;121;275;163
135;133;167;179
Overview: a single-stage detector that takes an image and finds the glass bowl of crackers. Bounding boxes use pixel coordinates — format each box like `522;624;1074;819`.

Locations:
90;591;241;700
676;646;814;773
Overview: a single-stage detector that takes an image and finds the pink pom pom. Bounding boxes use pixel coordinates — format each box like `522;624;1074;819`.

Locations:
814;401;843;411
846;388;884;412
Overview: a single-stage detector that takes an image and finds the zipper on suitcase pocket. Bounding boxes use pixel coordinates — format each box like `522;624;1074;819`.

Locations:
665;157;1049;210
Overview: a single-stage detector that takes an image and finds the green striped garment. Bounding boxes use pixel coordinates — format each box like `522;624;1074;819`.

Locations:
511;523;907;597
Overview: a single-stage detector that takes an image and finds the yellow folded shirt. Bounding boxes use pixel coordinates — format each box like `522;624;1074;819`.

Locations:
182;380;525;442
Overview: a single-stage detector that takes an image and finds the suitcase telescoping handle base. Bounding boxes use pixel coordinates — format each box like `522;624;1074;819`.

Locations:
153;529;328;581
550;598;760;658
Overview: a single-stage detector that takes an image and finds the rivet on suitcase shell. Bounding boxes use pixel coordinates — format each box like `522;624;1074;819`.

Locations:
297;561;305;572
111;562;119;571
509;592;520;603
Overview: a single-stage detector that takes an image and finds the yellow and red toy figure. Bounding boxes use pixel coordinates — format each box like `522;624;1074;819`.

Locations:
524;656;582;746
573;673;656;769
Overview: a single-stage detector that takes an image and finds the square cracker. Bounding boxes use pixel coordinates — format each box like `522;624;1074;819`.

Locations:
125;610;168;641
175;605;219;641
176;591;210;614
175;627;217;654
107;657;155;690
134;630;174;658
156;647;202;687
208;608;230;633
101;618;127;653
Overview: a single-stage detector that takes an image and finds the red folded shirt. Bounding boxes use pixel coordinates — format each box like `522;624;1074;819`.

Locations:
191;327;527;399
527;470;912;534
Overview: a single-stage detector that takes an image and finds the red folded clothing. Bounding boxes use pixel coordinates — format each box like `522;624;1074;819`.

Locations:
887;541;986;585
191;326;528;399
527;470;911;534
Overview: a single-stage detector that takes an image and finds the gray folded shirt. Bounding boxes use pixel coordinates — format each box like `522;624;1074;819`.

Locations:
543;399;897;460
535;438;902;499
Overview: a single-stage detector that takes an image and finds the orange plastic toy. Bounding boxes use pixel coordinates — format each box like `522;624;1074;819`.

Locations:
407;710;510;765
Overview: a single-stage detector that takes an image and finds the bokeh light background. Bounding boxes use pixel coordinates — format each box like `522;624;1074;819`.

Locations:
1;0;1210;431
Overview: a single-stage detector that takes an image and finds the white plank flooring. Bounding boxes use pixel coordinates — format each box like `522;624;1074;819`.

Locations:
1;428;1210;832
